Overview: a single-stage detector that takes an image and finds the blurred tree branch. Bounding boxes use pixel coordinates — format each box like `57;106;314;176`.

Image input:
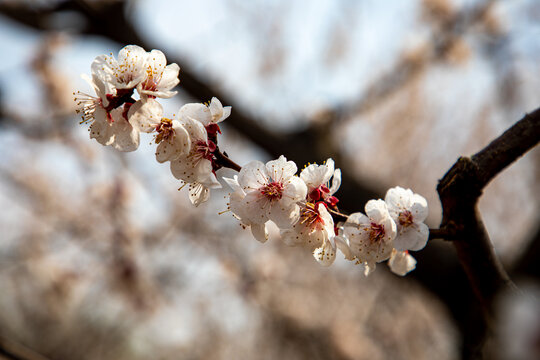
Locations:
0;336;50;360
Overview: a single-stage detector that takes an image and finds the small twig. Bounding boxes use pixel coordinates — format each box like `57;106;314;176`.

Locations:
214;149;242;172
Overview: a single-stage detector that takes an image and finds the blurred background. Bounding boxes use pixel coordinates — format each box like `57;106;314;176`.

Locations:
0;0;539;359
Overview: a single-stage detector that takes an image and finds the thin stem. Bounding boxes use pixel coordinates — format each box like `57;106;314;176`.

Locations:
214;148;242;172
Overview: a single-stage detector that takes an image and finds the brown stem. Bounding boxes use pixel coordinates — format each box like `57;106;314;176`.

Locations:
214;149;242;172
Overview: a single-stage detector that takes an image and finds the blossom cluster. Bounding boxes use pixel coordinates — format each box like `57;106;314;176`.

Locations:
74;45;231;205
75;45;429;276
224;158;428;276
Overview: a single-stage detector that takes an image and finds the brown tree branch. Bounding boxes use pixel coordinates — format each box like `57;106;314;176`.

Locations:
436;108;540;357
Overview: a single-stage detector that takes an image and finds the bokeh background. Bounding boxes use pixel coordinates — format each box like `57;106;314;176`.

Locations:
0;0;539;359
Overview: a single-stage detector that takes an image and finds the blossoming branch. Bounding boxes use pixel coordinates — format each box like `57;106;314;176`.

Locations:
75;45;430;276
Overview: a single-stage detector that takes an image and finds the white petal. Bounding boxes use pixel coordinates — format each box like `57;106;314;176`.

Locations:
146;49;167;72
268;202;300;229
155;124;190;163
180;116;207;142
89;108;113;145
385;186;413;215
241;191;271;225
170;156;199;182
388;249;417;276
411;194;429;222
282;176;308;203
128;98;162;133
209;97;223;121
117;45;148;88
365;199;390;224
317;203;335;237
394;222;429;251
221;106;232;122
155;63;180;97
345;212;369;226
335;235;355;261
313;240;336;267
328;168;341;195
223;175;242;193
363;261;377;276
178;103;212;126
266;155;297;182
110;109;139;151
300;161;332;189
238;161;269;191
188;183;210;206
250;223;269;243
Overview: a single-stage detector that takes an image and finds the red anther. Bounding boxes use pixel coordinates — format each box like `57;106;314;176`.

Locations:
320;185;330;193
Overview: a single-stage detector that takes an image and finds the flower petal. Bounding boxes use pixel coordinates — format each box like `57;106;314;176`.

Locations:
250;223;269;243
282;176;307;203
394;222;429;251
241;191;271;225
410;194;429;222
313;240;336;267
128;98;162;133
266;155;297;183
268;202;300;229
365;199;390;224
238;161;269;191
178;103;212;126
188;182;210;206
388;249;417;276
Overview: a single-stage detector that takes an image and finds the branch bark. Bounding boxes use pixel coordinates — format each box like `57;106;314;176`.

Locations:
436;108;540;357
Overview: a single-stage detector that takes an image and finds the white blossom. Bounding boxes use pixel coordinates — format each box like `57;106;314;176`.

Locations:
137;49;180;98
170;103;220;188
75;74;138;151
75;74;112;145
233;156;307;228
342;199;397;271
223;175;269;243
208;97;231;125
385;186;429;251
388;249;417;276
94;45;148;90
281;202;337;266
152;118;191;163
300;158;341;206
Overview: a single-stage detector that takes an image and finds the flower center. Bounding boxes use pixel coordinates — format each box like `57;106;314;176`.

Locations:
155;118;174;144
398;210;414;227
369;222;385;242
260;181;284;200
194;140;216;161
300;202;324;229
141;66;162;92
